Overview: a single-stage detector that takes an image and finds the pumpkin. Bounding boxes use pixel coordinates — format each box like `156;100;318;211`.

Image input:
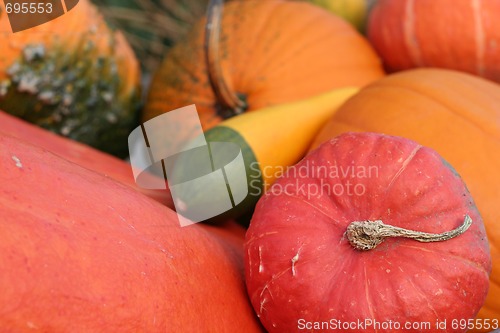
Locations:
0;0;141;157
0;109;173;208
142;0;384;147
245;132;491;333
311;68;500;330
0;132;263;332
367;0;500;82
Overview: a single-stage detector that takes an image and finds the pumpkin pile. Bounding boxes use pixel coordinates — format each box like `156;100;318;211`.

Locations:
1;0;499;332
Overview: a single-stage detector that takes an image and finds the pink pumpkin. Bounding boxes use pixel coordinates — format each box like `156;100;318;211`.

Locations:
245;132;491;333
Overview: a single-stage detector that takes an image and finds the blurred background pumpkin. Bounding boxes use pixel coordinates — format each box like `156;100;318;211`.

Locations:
368;0;500;83
140;0;384;156
90;0;378;75
0;0;141;157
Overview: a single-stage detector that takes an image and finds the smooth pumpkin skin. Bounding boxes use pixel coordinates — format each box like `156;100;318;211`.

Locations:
0;0;141;157
143;0;384;136
367;0;500;82
311;69;500;329
0;133;263;332
0;110;174;209
245;132;491;333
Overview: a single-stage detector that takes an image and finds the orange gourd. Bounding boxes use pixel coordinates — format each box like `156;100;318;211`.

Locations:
0;132;263;332
311;68;500;331
143;0;384;140
0;0;141;157
367;0;500;83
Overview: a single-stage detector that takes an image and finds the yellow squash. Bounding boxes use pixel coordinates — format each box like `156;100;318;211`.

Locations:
197;87;359;221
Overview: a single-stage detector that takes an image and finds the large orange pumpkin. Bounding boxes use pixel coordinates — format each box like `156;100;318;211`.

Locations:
0;132;263;332
143;0;384;141
367;0;500;83
311;68;500;331
0;0;141;157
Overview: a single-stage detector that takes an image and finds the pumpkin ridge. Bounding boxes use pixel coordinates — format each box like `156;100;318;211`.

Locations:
270;188;342;226
363;265;377;326
250;5;335;79
403;0;424;67
399;244;491;279
228;1;282;90
264;28;353;80
406;273;440;319
372;80;500;142
471;0;486;76
319;252;356;319
241;2;316;77
396;243;490;319
368;140;423;220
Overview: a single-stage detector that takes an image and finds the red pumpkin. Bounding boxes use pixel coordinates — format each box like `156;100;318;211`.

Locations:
0;110;173;208
0;133;263;332
245;132;490;333
367;0;500;82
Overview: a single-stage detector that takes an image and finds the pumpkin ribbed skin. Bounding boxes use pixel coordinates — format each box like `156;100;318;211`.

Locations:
143;0;383;133
0;0;141;157
311;69;500;329
0;133;263;332
367;0;500;82
246;132;491;333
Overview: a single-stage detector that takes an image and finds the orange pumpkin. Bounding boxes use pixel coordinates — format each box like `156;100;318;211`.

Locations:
311;68;500;330
0;132;263;332
0;0;141;157
143;0;384;140
367;0;500;83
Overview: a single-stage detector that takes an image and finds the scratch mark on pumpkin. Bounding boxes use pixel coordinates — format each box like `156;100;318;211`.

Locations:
11;155;22;168
258;246;264;273
258;283;275;317
387;145;422;191
259;297;268;316
107;205;127;222
160;248;174;259
291;245;304;277
245;231;279;246
363;266;377;333
26;321;38;329
247;248;252;277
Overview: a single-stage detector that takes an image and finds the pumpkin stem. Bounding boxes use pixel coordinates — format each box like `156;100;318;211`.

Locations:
205;0;247;118
345;215;472;251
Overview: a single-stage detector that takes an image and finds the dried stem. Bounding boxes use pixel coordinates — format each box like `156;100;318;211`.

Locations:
345;215;472;251
205;0;246;117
